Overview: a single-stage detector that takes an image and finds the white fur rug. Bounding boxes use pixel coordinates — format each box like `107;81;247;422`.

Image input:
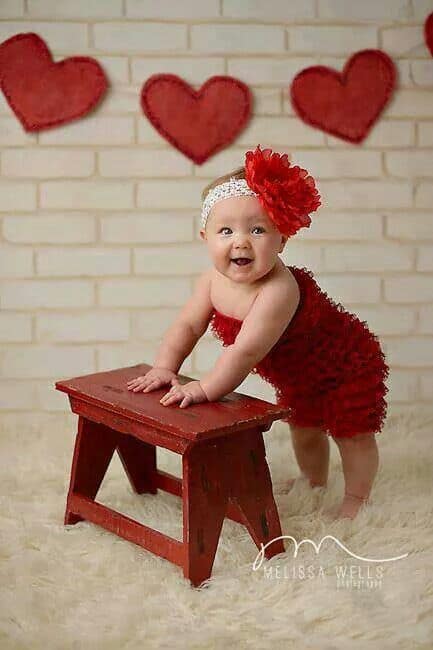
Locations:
1;409;432;650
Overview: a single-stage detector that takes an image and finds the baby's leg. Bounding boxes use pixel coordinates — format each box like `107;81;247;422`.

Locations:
285;420;330;490
332;432;379;519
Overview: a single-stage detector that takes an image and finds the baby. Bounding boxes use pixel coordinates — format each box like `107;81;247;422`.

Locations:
127;145;389;520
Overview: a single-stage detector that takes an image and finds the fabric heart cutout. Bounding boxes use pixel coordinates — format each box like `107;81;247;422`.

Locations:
425;12;433;56
141;74;252;164
0;32;108;131
290;49;397;144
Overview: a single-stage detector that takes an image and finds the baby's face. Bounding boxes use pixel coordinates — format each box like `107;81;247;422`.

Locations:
200;195;288;286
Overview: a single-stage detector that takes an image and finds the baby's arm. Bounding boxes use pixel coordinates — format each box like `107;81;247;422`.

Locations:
152;269;214;373
200;275;300;401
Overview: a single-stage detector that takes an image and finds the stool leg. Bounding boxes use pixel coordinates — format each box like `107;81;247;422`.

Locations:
64;417;118;525
182;443;229;587
116;436;157;495
231;431;285;559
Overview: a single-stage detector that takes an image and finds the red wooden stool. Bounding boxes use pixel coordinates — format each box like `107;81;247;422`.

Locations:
56;364;288;587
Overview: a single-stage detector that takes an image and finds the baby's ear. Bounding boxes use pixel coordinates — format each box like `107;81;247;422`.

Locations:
199;229;207;240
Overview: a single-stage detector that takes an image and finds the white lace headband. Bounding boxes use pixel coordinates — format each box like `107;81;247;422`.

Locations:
200;177;258;230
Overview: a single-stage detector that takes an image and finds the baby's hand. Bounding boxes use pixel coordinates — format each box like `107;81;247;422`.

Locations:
159;380;208;409
127;367;179;393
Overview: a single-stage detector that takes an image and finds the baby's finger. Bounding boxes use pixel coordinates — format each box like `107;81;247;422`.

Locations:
179;395;192;408
127;376;144;385
142;380;160;393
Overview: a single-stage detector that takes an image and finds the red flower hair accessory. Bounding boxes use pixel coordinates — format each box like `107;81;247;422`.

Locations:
245;145;321;237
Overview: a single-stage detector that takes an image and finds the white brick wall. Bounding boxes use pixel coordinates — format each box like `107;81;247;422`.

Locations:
0;1;432;422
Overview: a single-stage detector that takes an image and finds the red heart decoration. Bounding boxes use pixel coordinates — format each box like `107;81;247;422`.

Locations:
141;74;252;164
0;32;108;131
290;49;397;144
425;12;433;56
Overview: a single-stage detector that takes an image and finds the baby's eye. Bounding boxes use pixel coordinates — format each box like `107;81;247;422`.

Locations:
252;226;265;234
219;227;232;235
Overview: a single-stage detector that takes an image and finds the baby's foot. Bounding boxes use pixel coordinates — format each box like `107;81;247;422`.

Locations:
325;494;370;521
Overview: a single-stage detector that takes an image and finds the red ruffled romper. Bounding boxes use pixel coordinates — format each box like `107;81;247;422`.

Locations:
210;265;390;439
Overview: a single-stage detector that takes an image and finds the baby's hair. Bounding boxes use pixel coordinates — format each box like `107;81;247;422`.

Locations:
201;165;245;203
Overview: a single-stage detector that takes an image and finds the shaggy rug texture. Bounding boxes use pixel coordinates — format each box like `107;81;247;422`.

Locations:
0;408;432;650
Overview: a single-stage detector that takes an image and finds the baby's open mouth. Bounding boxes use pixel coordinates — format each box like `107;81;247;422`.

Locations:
231;258;252;266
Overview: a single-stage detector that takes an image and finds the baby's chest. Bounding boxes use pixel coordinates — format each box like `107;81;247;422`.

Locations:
210;286;260;321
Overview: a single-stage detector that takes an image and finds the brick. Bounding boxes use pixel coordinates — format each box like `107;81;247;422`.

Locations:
386;212;433;241
383;337;433;368
280;245;322;271
101;213;194;244
3;214;96;244
0;118;37;145
99;149;191;177
97;343;192;374
412;0;433;19
237;117;324;146
381;26;424;56
131;58;224;86
411;62;433;87
315;274;381;303
39;116;134;145
420;372;433;400
386;151;433;178
137;180;203;209
27;0;123;18
416;183;433;209
300;212;383;241
0;345;95;379
320;180;412;209
318;0;411;22
292;150;382;178
0;182;36;211
40;181;134;209
419;305;433;334
36;311;130;342
417;123;433;146
126;0;219;18
0;22;88;53
138;118;168;145
98;88;140;113
228;57;316;86
387;90;433;118
93;22;187;52
384;275;433;303
35;381;70;411
323;243;413;272
99;278;190;307
191;24;285;54
417;246;433;271
194;148;247;179
353;305;416;336
289;26;377;54
0;248;33;277
134;244;209;275
36;247;130;277
0;380;39;410
2;149;95;178
223;0;314;20
326;120;415;148
252;88;282;115
387;370;418;402
1;280;94;309
0;313;32;342
98;57;129;84
133;308;179;339
0;1;24;17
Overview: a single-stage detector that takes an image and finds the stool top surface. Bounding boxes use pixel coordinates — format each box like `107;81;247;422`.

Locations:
55;363;289;441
